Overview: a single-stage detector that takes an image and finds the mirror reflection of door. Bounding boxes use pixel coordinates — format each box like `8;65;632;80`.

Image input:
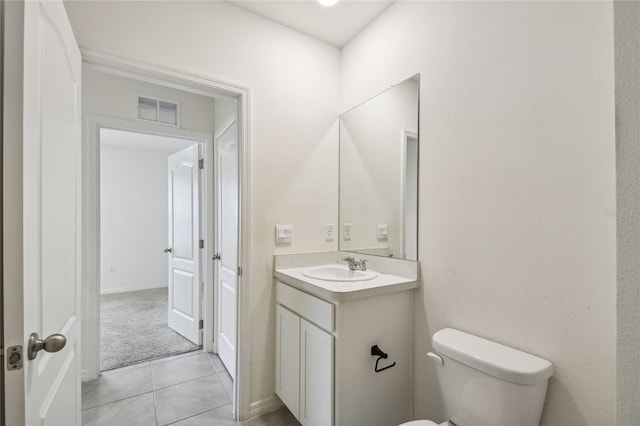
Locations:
403;131;418;260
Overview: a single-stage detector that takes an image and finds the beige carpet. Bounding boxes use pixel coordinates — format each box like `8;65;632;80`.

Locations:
100;287;200;371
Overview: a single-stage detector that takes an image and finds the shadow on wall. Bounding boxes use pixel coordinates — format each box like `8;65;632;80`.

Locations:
413;283;446;421
540;377;587;426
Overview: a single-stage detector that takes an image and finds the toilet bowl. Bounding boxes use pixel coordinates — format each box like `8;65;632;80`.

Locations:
400;328;553;426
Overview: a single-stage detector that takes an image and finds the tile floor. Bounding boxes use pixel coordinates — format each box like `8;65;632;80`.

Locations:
82;350;300;426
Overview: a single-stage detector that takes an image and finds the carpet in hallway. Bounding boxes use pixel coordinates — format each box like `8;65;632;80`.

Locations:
100;287;200;371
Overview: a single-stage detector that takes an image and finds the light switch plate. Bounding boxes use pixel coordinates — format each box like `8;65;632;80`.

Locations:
275;224;293;244
343;223;352;241
325;224;335;241
377;224;388;240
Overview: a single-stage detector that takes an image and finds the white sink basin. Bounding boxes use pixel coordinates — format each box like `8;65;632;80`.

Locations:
302;265;377;282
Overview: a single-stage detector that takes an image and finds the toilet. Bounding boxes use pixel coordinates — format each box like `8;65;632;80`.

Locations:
401;328;554;426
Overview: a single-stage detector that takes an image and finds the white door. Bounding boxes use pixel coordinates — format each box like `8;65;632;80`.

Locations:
4;1;82;424
167;145;202;344
216;119;239;378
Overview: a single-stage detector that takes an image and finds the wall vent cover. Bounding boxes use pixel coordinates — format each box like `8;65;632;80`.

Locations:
137;96;179;126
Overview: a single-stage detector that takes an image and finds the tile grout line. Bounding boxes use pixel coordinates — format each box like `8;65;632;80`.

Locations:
164;402;236;426
205;351;217;370
154;372;219;392
150;349;204;366
100;360;151;375
83;351;222;425
151;364;160;426
152;352;218;391
207;353;234;401
81;388;154;412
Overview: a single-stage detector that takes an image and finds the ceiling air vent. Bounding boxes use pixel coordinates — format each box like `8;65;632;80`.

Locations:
137;96;180;126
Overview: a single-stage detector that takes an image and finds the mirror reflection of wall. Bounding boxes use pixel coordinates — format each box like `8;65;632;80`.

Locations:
339;74;419;260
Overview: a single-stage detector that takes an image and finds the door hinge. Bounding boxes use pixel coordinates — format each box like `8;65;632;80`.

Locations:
237;266;243;276
198;158;204;170
199;320;204;330
199;239;204;249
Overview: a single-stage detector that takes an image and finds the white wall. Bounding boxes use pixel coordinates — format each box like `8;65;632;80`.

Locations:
341;2;615;425
66;0;341;406
100;142;169;293
615;1;640;424
83;66;216;134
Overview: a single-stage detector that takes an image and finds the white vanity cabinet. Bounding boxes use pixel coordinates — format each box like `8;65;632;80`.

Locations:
275;277;414;426
276;283;334;426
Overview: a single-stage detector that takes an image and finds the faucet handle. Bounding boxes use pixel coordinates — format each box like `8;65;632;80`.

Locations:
357;259;369;271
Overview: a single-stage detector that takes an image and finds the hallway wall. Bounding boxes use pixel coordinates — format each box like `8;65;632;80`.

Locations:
100;143;169;294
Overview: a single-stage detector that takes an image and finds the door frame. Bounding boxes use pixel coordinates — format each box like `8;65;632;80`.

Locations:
400;129;418;260
80;49;252;420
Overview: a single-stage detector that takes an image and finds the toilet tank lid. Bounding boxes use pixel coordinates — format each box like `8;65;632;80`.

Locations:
432;328;554;385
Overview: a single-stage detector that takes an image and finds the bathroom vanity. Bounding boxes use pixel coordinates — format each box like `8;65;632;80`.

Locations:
274;251;420;426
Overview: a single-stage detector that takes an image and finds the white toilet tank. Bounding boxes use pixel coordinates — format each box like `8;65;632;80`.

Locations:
432;328;554;426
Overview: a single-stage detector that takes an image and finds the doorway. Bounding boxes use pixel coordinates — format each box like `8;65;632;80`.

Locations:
81;55;251;419
98;128;202;371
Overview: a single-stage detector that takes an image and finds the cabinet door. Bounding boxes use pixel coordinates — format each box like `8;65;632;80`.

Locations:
300;319;334;426
275;304;300;418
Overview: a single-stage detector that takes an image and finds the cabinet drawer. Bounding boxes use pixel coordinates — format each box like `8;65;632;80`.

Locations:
276;281;334;332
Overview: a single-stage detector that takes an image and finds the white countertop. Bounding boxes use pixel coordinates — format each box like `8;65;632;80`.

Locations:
274;264;420;302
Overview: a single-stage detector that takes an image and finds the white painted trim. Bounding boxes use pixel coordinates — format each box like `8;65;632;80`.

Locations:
80;49;252;421
235;87;252;421
82;49;242;100
100;283;168;295
3;3;26;424
0;0;5;419
203;123;216;355
400;129;417;260
248;395;284;420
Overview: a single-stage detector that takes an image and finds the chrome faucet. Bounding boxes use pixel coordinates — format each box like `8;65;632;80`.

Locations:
341;256;369;271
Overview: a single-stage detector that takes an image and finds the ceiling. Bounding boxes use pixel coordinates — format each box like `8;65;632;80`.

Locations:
226;0;395;48
100;128;196;154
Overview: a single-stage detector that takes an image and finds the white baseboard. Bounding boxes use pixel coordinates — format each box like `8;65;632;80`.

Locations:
100;282;168;295
247;394;284;419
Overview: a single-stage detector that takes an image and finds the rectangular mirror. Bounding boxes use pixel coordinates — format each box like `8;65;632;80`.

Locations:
339;74;419;260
